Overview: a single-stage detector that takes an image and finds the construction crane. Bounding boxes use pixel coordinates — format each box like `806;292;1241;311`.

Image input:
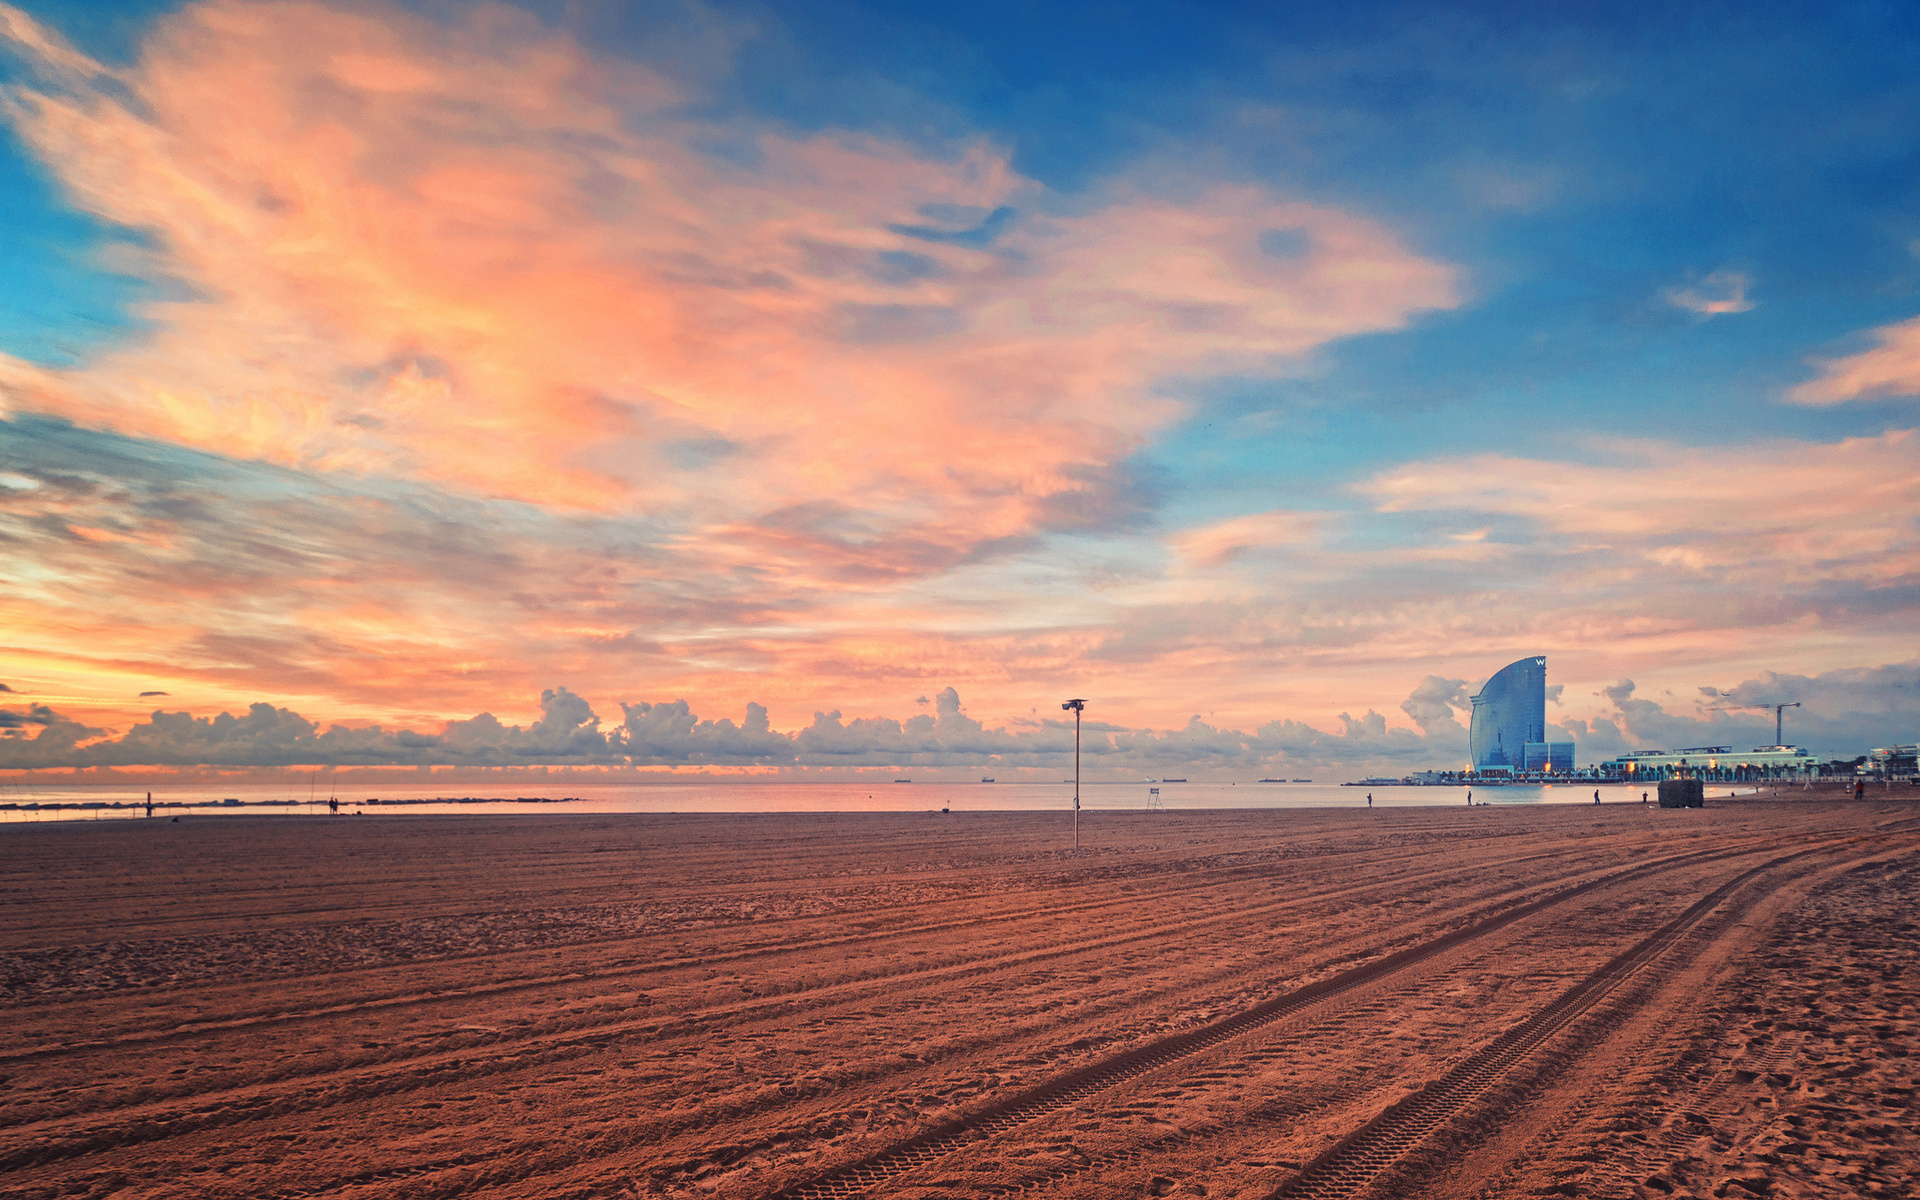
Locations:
1713;700;1801;746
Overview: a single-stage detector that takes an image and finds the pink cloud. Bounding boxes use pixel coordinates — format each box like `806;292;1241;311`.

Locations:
1662;269;1753;317
0;0;1457;577
1364;428;1920;582
1791;313;1920;403
1171;510;1324;568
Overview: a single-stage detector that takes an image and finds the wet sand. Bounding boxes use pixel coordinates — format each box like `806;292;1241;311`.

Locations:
1;789;1914;1199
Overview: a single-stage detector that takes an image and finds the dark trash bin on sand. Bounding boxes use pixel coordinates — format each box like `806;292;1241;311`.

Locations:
1658;779;1705;809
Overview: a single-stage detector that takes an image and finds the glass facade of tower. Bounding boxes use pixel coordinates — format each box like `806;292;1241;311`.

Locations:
1549;742;1574;772
1469;656;1547;770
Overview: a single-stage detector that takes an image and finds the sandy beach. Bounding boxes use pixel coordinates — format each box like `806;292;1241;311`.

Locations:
1;788;1914;1199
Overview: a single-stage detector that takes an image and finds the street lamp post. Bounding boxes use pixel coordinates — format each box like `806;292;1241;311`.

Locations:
1062;699;1086;851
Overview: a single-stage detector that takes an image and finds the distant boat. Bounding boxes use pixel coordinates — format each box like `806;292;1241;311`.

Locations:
1293;779;1312;783
1257;778;1283;783
894;778;911;783
1161;778;1187;783
981;777;995;783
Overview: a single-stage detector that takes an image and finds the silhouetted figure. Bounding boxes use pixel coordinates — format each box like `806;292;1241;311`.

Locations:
1367;792;1372;807
328;796;338;815
1466;789;1472;805
1594;789;1601;805
1642;791;1648;805
145;791;153;818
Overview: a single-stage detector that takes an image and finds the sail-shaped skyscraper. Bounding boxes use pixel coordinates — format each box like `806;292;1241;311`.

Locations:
1468;656;1573;772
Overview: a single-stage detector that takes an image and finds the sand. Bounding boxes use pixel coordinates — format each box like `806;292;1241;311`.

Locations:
0;788;1914;1199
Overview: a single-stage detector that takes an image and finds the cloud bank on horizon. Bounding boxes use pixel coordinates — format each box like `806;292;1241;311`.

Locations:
0;0;1916;773
4;666;1915;774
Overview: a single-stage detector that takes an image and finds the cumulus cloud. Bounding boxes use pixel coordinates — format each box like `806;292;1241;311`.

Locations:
0;702;103;760
616;699;794;764
0;687;773;769
792;688;1063;765
1576;665;1920;761
1399;674;1468;733
0;681;1467;773
1663;270;1753;317
5;663;1911;774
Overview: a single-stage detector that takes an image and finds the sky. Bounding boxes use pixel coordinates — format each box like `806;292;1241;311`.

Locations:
1;0;1916;779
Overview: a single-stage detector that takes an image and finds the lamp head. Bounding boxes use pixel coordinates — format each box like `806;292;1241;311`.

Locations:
1062;698;1086;712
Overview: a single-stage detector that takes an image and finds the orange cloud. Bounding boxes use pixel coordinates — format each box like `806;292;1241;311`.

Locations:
0;0;1457;580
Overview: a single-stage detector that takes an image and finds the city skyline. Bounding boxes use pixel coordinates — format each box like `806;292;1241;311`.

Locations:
2;0;1917;776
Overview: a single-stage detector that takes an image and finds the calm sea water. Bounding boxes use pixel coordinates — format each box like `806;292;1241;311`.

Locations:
0;779;1770;822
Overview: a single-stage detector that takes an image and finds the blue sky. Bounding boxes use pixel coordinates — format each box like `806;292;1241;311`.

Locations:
1;0;1915;774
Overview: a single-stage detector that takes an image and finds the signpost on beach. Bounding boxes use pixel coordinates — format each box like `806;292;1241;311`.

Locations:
1062;699;1086;851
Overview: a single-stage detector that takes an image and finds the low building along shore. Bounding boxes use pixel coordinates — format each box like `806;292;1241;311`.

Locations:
1597;745;1819;781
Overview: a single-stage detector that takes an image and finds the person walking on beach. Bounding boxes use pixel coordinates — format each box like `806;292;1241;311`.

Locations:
1367;792;1372;808
145;792;153;818
1466;789;1472;805
1593;789;1601;805
1642;791;1648;805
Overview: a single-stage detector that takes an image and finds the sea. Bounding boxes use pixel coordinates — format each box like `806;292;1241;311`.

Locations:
0;779;1772;823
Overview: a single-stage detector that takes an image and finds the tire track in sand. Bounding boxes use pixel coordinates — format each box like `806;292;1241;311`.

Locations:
439;842;1781;1200
0;842;1615;1174
1259;841;1882;1200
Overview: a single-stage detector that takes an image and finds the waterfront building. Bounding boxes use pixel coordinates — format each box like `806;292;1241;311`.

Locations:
1470;657;1566;770
1597;745;1818;780
1869;744;1917;776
